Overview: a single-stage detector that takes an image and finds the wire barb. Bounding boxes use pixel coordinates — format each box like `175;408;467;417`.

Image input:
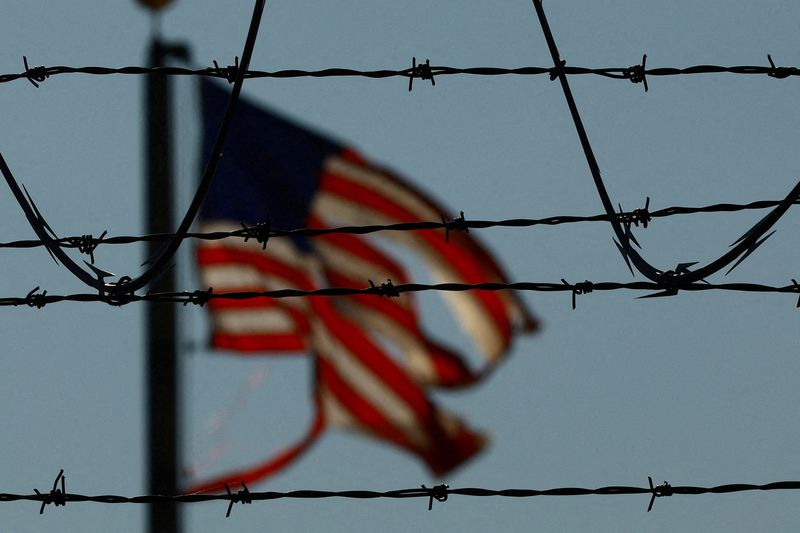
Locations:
34;469;66;514
22;56;49;88
24;286;47;309
213;56;241;84
561;279;593;309
639;262;697;298
549;59;566;81
623;197;651;228
239;219;271;250
408;57;435;91
369;279;400;297
224;482;252;518
66;231;107;264
725;230;776;276
612;238;634;276
766;54;798;79
624;53;648;92
647;476;673;512
617;203;642;249
421;483;449;510
184;287;213;307
441;210;469;243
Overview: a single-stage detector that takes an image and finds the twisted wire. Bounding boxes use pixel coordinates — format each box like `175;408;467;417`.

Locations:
2;59;799;86
3;279;800;309
0;196;796;253
6;471;800;516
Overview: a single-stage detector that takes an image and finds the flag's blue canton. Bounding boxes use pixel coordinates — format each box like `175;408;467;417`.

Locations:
200;80;341;250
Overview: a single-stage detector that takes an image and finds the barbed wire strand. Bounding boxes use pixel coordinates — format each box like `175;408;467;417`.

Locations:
3;278;800;309
0;196;797;255
3;56;800;88
6;471;800;517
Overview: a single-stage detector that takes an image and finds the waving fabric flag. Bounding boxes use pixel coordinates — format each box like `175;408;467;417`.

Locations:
189;80;537;493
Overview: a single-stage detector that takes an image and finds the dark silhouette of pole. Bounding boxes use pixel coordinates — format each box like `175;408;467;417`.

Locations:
145;36;188;533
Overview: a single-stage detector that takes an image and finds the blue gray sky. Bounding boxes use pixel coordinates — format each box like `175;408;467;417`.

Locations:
2;1;800;531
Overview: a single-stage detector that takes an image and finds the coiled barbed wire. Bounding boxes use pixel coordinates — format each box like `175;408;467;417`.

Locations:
0;0;267;298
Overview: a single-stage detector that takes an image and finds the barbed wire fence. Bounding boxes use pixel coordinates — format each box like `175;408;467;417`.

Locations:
3;0;799;298
5;469;800;518
2;0;800;517
3;279;800;310
0;195;794;252
4;54;800;89
4;200;800;310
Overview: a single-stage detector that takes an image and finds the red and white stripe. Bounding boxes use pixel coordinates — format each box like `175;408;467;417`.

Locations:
312;150;537;362
310;217;478;387
310;297;486;474
196;221;318;353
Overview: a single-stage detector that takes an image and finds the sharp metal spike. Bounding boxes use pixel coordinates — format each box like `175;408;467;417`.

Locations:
140;239;170;267
628;227;641;249
637;288;678;299
21;184;60;264
41;241;59;265
730;211;772;247
726;230;776;275
793;279;800;308
613;238;634;276
22;184;57;237
83;260;115;282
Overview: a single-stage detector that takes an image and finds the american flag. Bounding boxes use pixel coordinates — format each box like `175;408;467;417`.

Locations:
189;80;537;492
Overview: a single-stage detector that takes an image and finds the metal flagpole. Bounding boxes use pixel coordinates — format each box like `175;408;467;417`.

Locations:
142;14;189;533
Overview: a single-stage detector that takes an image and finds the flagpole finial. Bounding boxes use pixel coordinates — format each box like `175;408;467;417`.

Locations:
136;0;174;10
136;0;174;39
